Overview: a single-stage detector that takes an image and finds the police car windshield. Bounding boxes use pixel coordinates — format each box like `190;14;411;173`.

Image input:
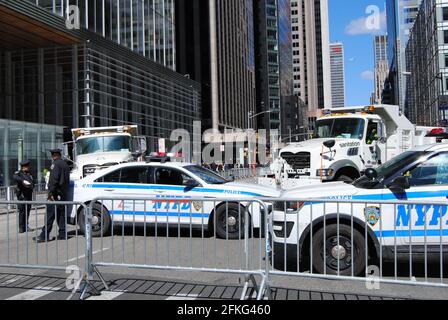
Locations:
76;136;131;155
185;166;229;185
354;151;427;189
314;118;365;140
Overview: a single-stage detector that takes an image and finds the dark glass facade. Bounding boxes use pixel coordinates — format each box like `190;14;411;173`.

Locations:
254;0;294;138
0;0;201;185
31;0;177;70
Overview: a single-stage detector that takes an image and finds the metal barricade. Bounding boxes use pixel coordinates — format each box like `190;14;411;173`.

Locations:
0;200;93;292
267;198;448;289
85;196;272;300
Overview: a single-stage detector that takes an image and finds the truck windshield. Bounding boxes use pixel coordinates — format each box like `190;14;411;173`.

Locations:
185;165;229;185
314;118;365;140
76;136;131;155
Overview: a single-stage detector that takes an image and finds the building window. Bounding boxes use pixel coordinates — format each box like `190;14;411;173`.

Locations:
444;30;448;44
443;7;448;21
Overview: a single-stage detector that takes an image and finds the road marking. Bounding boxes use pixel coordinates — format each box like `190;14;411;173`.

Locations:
166;294;199;300
85;291;124;300
7;287;61;300
66;248;110;263
0;275;28;285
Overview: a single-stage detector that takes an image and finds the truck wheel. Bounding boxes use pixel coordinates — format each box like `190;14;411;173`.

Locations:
79;204;111;238
337;175;354;183
214;203;250;240
312;224;366;276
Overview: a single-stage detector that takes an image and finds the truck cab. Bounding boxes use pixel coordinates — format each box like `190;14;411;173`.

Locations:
270;105;437;189
69;126;147;181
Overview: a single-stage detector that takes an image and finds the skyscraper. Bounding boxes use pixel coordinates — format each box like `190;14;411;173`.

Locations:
406;0;447;126
176;0;256;131
254;0;294;137
0;0;201;185
329;43;345;108
385;0;422;110
373;35;389;104
291;0;332;123
36;0;177;70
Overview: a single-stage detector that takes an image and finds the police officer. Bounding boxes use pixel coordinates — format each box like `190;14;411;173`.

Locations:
13;160;34;233
34;149;71;243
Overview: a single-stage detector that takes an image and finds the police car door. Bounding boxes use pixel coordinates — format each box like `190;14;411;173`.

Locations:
108;166;153;224
386;152;448;245
152;167;204;226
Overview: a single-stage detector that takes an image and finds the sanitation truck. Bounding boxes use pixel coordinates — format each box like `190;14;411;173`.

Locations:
265;105;439;189
68;125;147;181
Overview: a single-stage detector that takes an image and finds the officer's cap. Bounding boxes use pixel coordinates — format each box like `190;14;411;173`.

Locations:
20;160;30;167
49;148;62;155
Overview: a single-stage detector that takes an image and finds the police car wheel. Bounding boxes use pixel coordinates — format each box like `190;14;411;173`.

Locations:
312;224;365;276
79;204;111;238
214;204;250;240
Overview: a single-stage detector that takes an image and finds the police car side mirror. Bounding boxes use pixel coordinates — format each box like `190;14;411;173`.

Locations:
364;168;378;180
185;179;200;189
387;176;410;192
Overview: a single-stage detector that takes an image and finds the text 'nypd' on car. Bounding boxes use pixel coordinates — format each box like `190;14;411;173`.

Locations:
71;159;280;239
271;143;448;276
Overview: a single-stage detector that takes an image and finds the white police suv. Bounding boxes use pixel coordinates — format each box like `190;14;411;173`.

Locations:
71;159;279;238
271;143;448;276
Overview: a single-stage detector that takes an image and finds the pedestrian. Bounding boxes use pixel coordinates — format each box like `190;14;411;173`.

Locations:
34;149;71;243
13;160;34;233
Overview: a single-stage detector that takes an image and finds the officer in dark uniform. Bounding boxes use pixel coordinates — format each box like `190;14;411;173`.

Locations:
13;160;34;233
34;149;71;243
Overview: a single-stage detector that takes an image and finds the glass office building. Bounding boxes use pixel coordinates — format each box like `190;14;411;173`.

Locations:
386;0;422;110
0;119;64;187
32;0;176;70
254;0;294;137
0;0;201;185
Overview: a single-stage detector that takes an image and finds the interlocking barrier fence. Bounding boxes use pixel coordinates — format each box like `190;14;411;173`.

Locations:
0;196;447;300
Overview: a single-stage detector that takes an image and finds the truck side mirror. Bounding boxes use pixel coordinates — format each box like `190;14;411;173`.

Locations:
387;176;410;192
323;140;336;149
132;136;147;155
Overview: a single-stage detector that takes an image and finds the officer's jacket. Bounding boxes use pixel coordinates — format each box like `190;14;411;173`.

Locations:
48;159;70;198
13;170;34;200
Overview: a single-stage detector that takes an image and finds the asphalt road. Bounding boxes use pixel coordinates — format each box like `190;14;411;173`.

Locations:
0;206;447;300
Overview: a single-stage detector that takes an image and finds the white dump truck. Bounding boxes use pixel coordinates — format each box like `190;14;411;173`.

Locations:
67;125;147;181
265;105;438;189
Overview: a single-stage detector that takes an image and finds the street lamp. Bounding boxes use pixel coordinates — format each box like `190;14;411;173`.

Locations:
247;110;272;130
246;110;272;167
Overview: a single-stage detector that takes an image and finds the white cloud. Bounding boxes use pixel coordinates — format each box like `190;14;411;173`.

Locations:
361;70;375;81
345;10;387;36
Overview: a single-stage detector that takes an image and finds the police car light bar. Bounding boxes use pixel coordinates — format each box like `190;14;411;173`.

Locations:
145;155;171;163
426;128;448;138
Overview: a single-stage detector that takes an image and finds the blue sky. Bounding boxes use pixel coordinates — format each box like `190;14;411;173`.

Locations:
328;0;386;105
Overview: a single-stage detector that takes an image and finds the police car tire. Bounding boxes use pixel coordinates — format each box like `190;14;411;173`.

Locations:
214;203;250;240
312;224;366;276
79;204;112;238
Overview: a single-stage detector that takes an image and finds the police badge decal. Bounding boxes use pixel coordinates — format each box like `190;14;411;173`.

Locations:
364;206;381;227
192;201;202;211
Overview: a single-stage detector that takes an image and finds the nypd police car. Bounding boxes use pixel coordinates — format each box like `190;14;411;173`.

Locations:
271;143;448;276
71;160;279;238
